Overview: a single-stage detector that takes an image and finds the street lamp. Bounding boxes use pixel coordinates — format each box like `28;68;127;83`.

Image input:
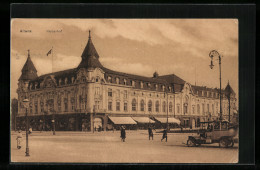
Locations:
52;109;56;135
226;81;232;122
23;98;30;157
209;50;223;121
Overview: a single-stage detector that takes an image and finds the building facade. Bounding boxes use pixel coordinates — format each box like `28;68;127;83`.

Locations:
16;32;237;131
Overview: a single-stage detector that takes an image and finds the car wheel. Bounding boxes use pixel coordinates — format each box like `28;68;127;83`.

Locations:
187;139;195;147
219;138;228;148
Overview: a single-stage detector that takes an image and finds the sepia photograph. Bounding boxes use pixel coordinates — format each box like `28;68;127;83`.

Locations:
10;19;239;163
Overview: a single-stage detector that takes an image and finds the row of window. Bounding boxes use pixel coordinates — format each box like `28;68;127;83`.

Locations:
107;76;171;92
107;99;173;112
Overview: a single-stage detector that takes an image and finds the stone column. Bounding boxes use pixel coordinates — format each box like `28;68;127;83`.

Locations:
90;112;94;132
103;114;108;131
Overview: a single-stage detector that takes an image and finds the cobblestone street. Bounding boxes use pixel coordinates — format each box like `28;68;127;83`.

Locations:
11;130;238;163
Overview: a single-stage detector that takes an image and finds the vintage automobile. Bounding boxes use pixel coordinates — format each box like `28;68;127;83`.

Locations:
186;120;238;147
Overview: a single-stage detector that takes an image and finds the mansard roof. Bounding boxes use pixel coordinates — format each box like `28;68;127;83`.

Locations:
77;31;103;69
19;55;38;81
158;74;186;85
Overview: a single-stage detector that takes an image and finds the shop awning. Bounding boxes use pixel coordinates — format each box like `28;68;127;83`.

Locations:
154;117;181;125
132;117;155;123
108;116;137;125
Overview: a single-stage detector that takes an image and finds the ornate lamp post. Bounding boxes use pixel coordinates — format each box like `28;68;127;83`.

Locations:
226;81;232;122
209;50;223;121
23;98;30;157
52;109;56;135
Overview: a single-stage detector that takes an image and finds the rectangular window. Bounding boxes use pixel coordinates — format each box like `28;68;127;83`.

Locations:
108;88;112;97
108;102;112;111
202;104;205;114
116;89;120;98
95;101;100;110
64;102;68;112
177;105;180;114
35;104;38;114
58;103;61;112
124;90;128;98
207;104;209;113
116;102;120;111
95;87;100;95
124;103;128;111
192;105;195;114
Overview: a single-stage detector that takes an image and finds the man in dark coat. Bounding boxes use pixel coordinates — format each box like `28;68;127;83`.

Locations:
148;126;153;140
161;128;167;142
120;126;126;142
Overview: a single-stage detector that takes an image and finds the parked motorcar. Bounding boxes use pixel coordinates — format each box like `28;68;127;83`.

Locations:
186;120;238;148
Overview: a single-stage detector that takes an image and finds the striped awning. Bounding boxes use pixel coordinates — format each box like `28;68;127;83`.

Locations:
132;117;155;123
154;117;181;125
108;116;137;125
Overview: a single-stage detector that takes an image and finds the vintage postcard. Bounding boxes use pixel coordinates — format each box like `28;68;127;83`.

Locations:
11;19;239;163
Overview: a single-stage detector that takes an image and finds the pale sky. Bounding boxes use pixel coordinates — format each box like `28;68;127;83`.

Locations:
11;19;238;100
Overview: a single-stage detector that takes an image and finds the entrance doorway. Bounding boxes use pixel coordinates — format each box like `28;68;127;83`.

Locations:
94;118;102;131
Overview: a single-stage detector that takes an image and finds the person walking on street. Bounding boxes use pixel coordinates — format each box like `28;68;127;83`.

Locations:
16;130;22;149
148;126;153;140
120;126;126;142
161;128;167;142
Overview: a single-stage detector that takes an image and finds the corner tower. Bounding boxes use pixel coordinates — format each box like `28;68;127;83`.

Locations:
18;50;38;93
77;30;103;69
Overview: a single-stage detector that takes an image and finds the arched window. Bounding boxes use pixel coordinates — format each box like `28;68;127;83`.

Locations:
140;100;145;111
155;101;159;112
132;99;137;111
148;100;152;112
197;104;200;114
169;102;173;112
184;96;189;115
162;101;166;112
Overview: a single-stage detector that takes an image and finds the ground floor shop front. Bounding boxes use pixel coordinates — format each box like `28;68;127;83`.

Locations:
16;113;218;132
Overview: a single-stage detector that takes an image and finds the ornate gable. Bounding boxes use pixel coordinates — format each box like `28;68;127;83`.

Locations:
75;68;89;83
41;75;57;89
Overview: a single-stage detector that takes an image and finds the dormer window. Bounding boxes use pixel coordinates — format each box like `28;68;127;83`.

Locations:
123;79;127;85
35;82;38;89
116;77;120;84
147;83;151;88
96;77;99;82
162;85;165;91
155;84;158;90
108;76;112;83
169;86;171;92
59;79;62;85
140;81;143;88
65;78;68;85
71;77;74;83
131;80;135;87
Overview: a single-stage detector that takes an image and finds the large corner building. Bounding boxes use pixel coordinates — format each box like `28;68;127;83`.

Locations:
16;32;238;131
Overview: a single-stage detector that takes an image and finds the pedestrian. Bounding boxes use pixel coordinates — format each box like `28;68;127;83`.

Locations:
161;128;167;142
29;127;32;134
148;126;153;140
82;123;85;132
16;130;22;149
120;126;126;142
